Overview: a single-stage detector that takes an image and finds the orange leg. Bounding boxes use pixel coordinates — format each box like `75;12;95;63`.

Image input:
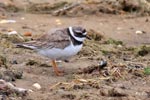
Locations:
51;60;63;76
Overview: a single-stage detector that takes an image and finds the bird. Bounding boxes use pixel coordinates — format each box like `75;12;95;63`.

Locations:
17;26;90;76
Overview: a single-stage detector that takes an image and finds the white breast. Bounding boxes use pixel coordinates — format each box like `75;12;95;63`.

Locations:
38;42;83;60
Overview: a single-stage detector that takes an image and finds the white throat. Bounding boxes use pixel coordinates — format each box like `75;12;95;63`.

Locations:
68;27;86;42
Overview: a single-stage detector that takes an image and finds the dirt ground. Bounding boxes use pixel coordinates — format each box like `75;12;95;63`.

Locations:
0;0;150;100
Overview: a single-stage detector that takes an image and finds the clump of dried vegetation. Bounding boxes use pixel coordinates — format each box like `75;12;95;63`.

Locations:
1;0;149;16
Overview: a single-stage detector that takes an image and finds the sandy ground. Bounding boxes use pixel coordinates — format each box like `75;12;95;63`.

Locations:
1;13;150;46
0;0;150;100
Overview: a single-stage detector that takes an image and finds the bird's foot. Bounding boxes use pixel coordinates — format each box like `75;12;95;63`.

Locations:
55;68;65;76
51;60;65;76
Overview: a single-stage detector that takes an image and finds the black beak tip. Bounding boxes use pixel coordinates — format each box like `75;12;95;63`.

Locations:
86;35;91;40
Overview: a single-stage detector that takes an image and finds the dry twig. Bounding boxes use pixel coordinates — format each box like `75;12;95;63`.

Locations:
50;76;110;90
53;2;80;15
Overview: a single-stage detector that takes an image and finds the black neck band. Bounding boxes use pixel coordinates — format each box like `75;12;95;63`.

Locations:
67;28;83;46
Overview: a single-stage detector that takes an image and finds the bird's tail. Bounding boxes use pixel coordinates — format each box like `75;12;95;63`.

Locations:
16;43;35;50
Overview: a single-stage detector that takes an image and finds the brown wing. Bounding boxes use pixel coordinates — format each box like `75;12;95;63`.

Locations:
21;28;70;49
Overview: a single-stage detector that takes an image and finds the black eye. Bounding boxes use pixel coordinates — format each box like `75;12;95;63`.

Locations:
77;32;82;34
74;32;86;38
76;32;82;36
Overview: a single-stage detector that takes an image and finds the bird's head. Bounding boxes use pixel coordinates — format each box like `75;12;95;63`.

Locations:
68;26;90;42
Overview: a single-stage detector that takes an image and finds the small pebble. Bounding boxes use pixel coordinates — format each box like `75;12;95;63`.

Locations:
117;27;122;30
55;19;61;22
12;60;18;64
135;30;145;35
55;19;62;25
0;20;16;24
23;32;32;36
7;31;17;35
117;45;123;48
32;83;41;90
57;22;62;25
99;60;107;69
